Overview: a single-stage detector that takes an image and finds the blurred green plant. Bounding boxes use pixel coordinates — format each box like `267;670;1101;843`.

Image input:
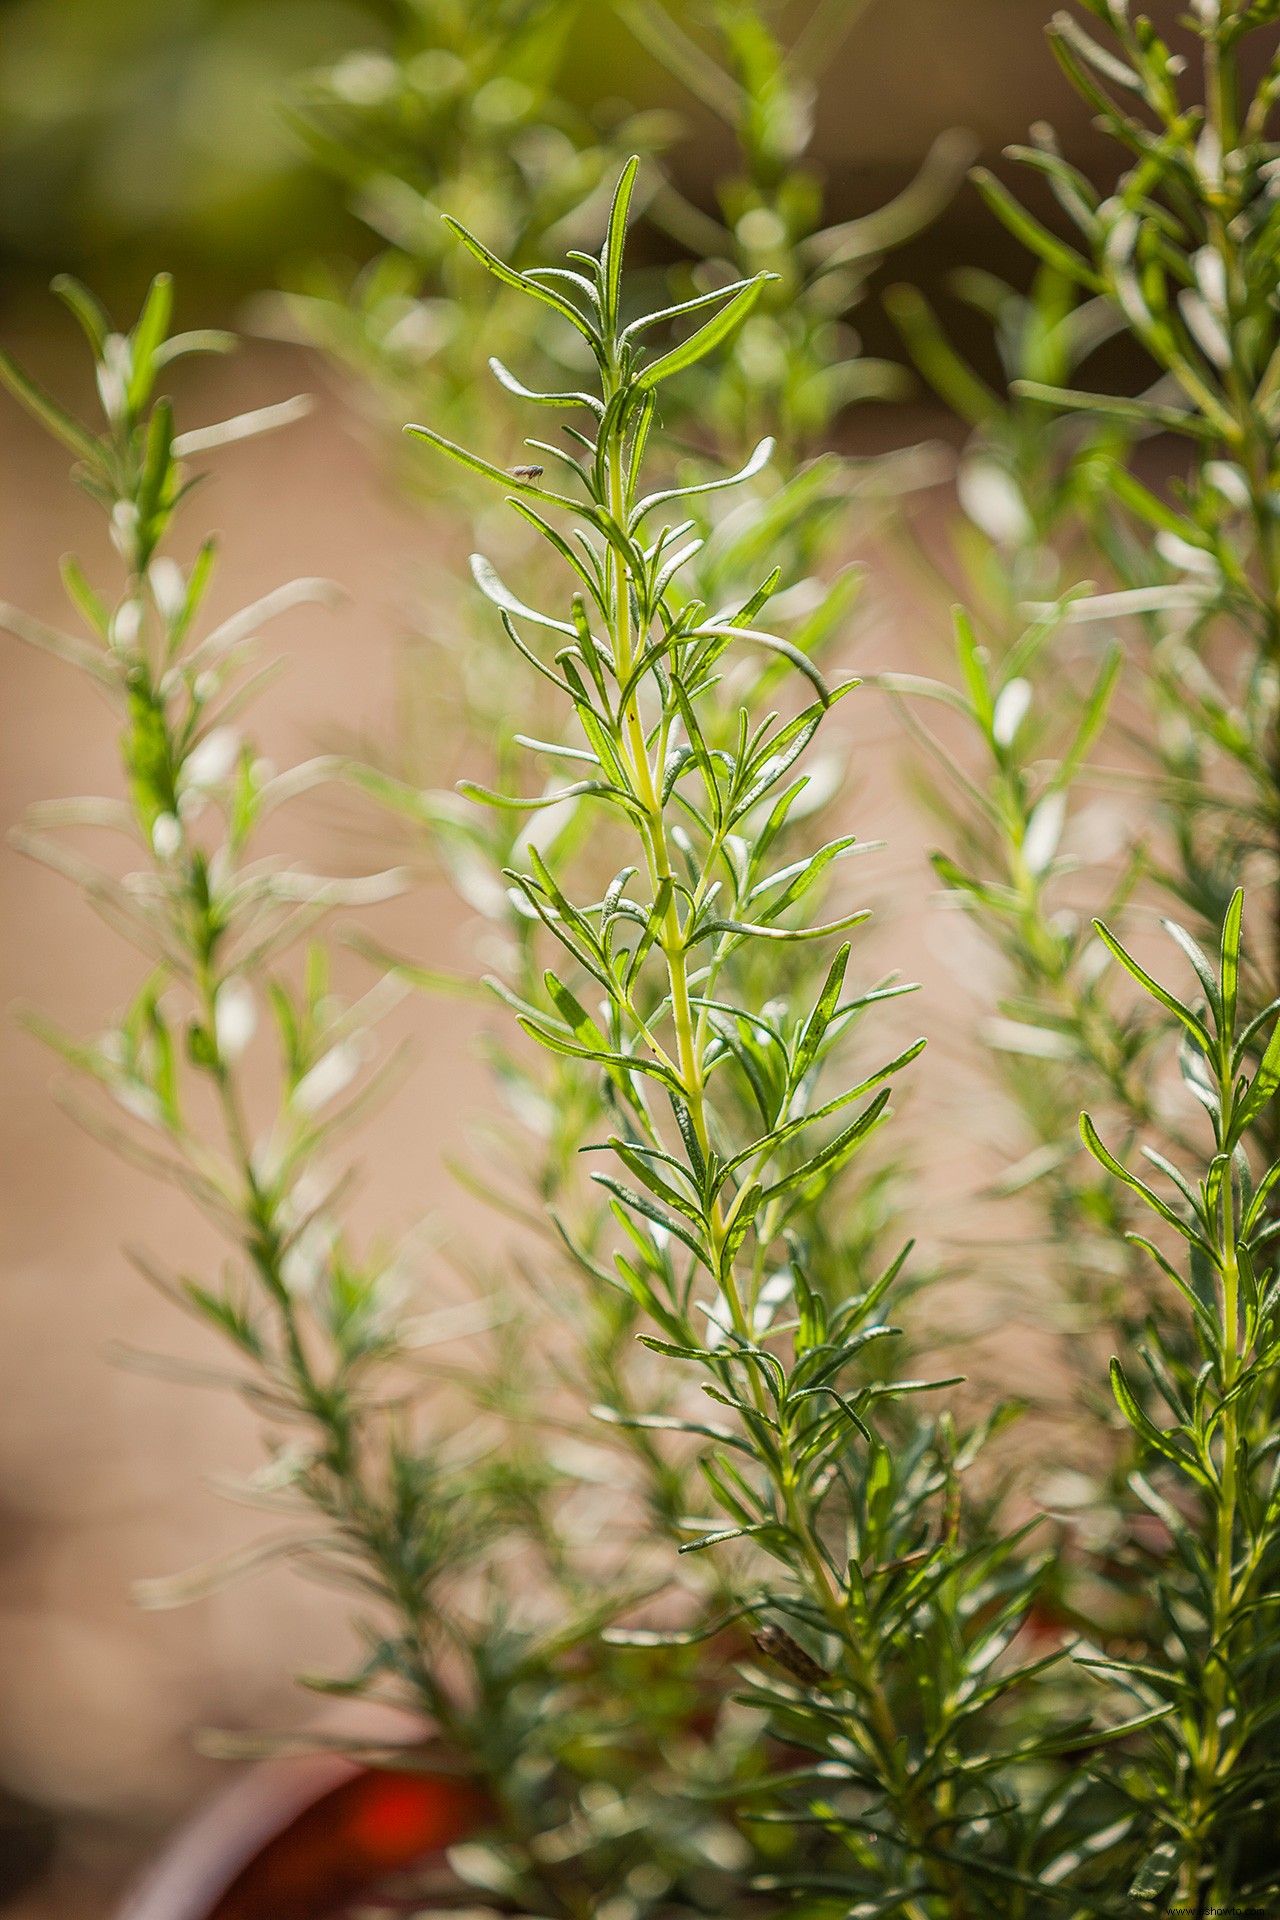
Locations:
871;259;1162;1455
0;280;776;1920
977;0;1280;1026
871;4;1280;1896
892;0;1280;1411
277;0;970;459
276;0;671;464
881;597;1160;1315
619;0;973;456
0;0;391;294
886;264;1131;621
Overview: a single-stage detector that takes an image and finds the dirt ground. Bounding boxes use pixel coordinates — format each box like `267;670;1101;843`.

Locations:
0;341;1059;1916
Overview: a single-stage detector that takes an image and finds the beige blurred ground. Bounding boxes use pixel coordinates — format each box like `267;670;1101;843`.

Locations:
0;344;1064;1916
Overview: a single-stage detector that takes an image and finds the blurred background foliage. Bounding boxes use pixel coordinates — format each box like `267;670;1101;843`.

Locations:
0;0;1119;350
0;0;394;307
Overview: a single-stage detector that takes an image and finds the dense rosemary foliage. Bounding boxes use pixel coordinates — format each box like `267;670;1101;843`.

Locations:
330;0;961;1390
1078;892;1280;1910
324;0;964;1638
881;1;1280;1901
887;0;1280;1311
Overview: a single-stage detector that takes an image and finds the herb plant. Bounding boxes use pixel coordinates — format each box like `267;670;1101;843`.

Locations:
325;0;967;1674
1077;893;1280;1910
282;0;646;443
331;0;966;1467
882;581;1168;1366
885;0;1280;1900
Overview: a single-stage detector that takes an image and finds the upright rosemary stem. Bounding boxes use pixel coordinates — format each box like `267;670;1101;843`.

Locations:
774;1432;954;1920
403;168;1034;1915
1177;1186;1240;1908
601;341;967;1920
1208;1182;1242;1904
194;954;607;1919
605;394;733;1300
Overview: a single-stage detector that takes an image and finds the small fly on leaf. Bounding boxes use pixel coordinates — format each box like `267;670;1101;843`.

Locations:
752;1624;831;1687
509;463;544;481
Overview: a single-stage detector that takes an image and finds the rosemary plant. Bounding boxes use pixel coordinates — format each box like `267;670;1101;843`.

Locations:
287;0;963;777
885;4;1280;1897
884;600;1161;1332
871;3;1280;1468
326;0;964;1650
13;64;1280;1918
1078;892;1280;1909
882;251;1151;1233
408;155;1193;1918
977;0;1280;1025
1;281;767;1920
898;0;1280;1539
885;264;1131;627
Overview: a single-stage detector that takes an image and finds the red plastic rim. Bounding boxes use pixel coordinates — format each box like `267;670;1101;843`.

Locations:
119;1756;490;1920
208;1767;491;1919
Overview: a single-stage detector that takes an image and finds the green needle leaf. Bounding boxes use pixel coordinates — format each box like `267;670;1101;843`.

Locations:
405;423;588;513
638;273;776;387
603;154;641;333
1080;1114;1214;1257
442;215;604;358
0;343;104;470
1090;918;1214;1052
970;169;1104;290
